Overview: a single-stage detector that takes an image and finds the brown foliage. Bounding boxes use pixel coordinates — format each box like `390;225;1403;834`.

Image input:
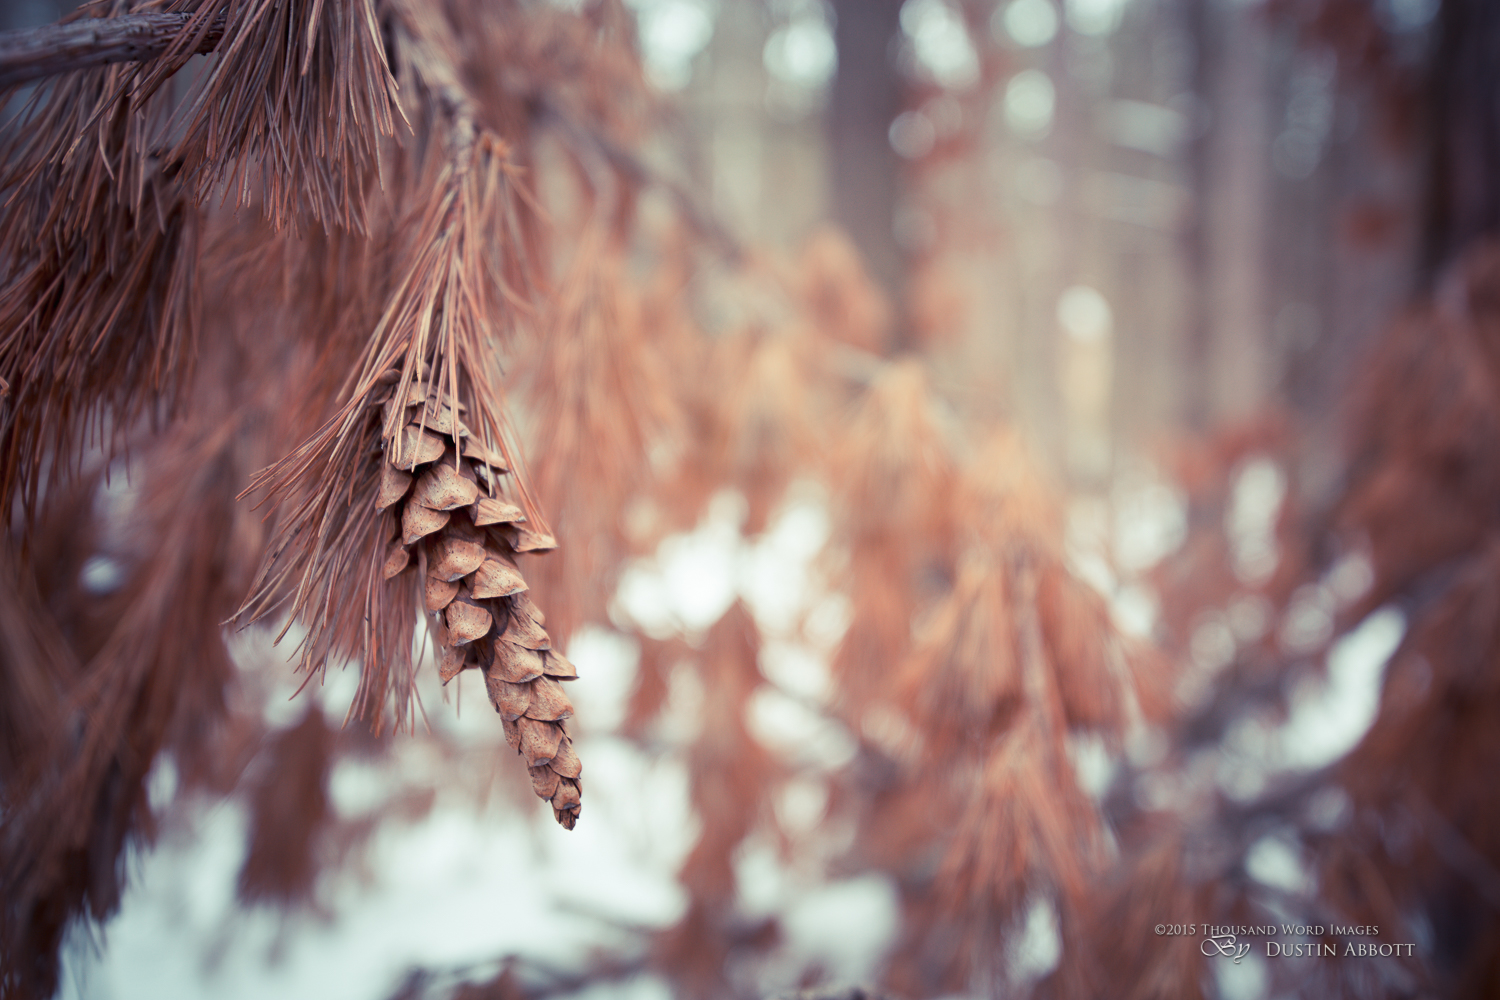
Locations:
1047;242;1500;1000
5;1;1499;998
0;0;666;991
0;371;266;996
237;706;336;908
654;604;783;999
520;228;685;636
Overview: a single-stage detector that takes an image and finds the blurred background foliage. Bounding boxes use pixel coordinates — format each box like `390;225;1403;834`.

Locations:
1;0;1497;998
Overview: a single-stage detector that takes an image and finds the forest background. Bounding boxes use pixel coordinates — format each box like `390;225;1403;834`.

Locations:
0;0;1496;999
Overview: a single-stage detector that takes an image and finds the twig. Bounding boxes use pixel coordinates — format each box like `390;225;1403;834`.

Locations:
0;12;226;89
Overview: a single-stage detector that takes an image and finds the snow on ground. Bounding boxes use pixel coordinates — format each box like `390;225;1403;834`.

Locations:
63;489;898;999
61;471;1399;998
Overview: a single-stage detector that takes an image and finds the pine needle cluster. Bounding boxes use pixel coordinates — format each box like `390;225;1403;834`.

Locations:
0;1;656;993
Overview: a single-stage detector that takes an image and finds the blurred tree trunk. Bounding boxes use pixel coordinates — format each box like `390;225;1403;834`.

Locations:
1421;0;1500;279
828;0;906;350
1178;0;1212;430
1193;0;1271;426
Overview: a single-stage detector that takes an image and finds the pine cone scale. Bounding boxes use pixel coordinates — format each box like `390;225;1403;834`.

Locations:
444;596;493;643
470;555;527;598
430;536;485;579
402;503;449;543
542;650;578;680
473;497;525;525
424;575;459;611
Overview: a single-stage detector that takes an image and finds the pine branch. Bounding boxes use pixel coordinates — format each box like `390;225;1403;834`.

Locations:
0;12;226;88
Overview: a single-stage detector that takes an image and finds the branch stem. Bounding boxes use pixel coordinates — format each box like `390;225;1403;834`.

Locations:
0;12;225;89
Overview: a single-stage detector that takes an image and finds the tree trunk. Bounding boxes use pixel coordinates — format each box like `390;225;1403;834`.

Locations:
1420;0;1500;279
828;0;906;350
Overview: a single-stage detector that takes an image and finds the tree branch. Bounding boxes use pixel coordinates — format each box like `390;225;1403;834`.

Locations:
0;12;224;89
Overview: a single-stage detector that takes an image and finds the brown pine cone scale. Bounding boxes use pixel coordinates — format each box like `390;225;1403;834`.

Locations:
493;641;544;683
445;596;493;643
402;503;449;544
484;674;530;720
377;463;413;510
396;426;445;467
383;544;411;579
529;765;561;799
501;613;549;650
471;555;527;598
473;497;525;525
525;676;573;720
430;536;485;580
543;650;578;680
412;462;481;510
424;575;459;611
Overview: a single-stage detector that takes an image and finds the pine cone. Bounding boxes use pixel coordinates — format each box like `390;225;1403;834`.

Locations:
374;371;580;829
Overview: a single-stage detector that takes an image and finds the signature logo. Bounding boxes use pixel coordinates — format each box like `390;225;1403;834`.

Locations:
1201;933;1252;964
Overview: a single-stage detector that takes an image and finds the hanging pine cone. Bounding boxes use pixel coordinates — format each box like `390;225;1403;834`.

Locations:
373;371;580;829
